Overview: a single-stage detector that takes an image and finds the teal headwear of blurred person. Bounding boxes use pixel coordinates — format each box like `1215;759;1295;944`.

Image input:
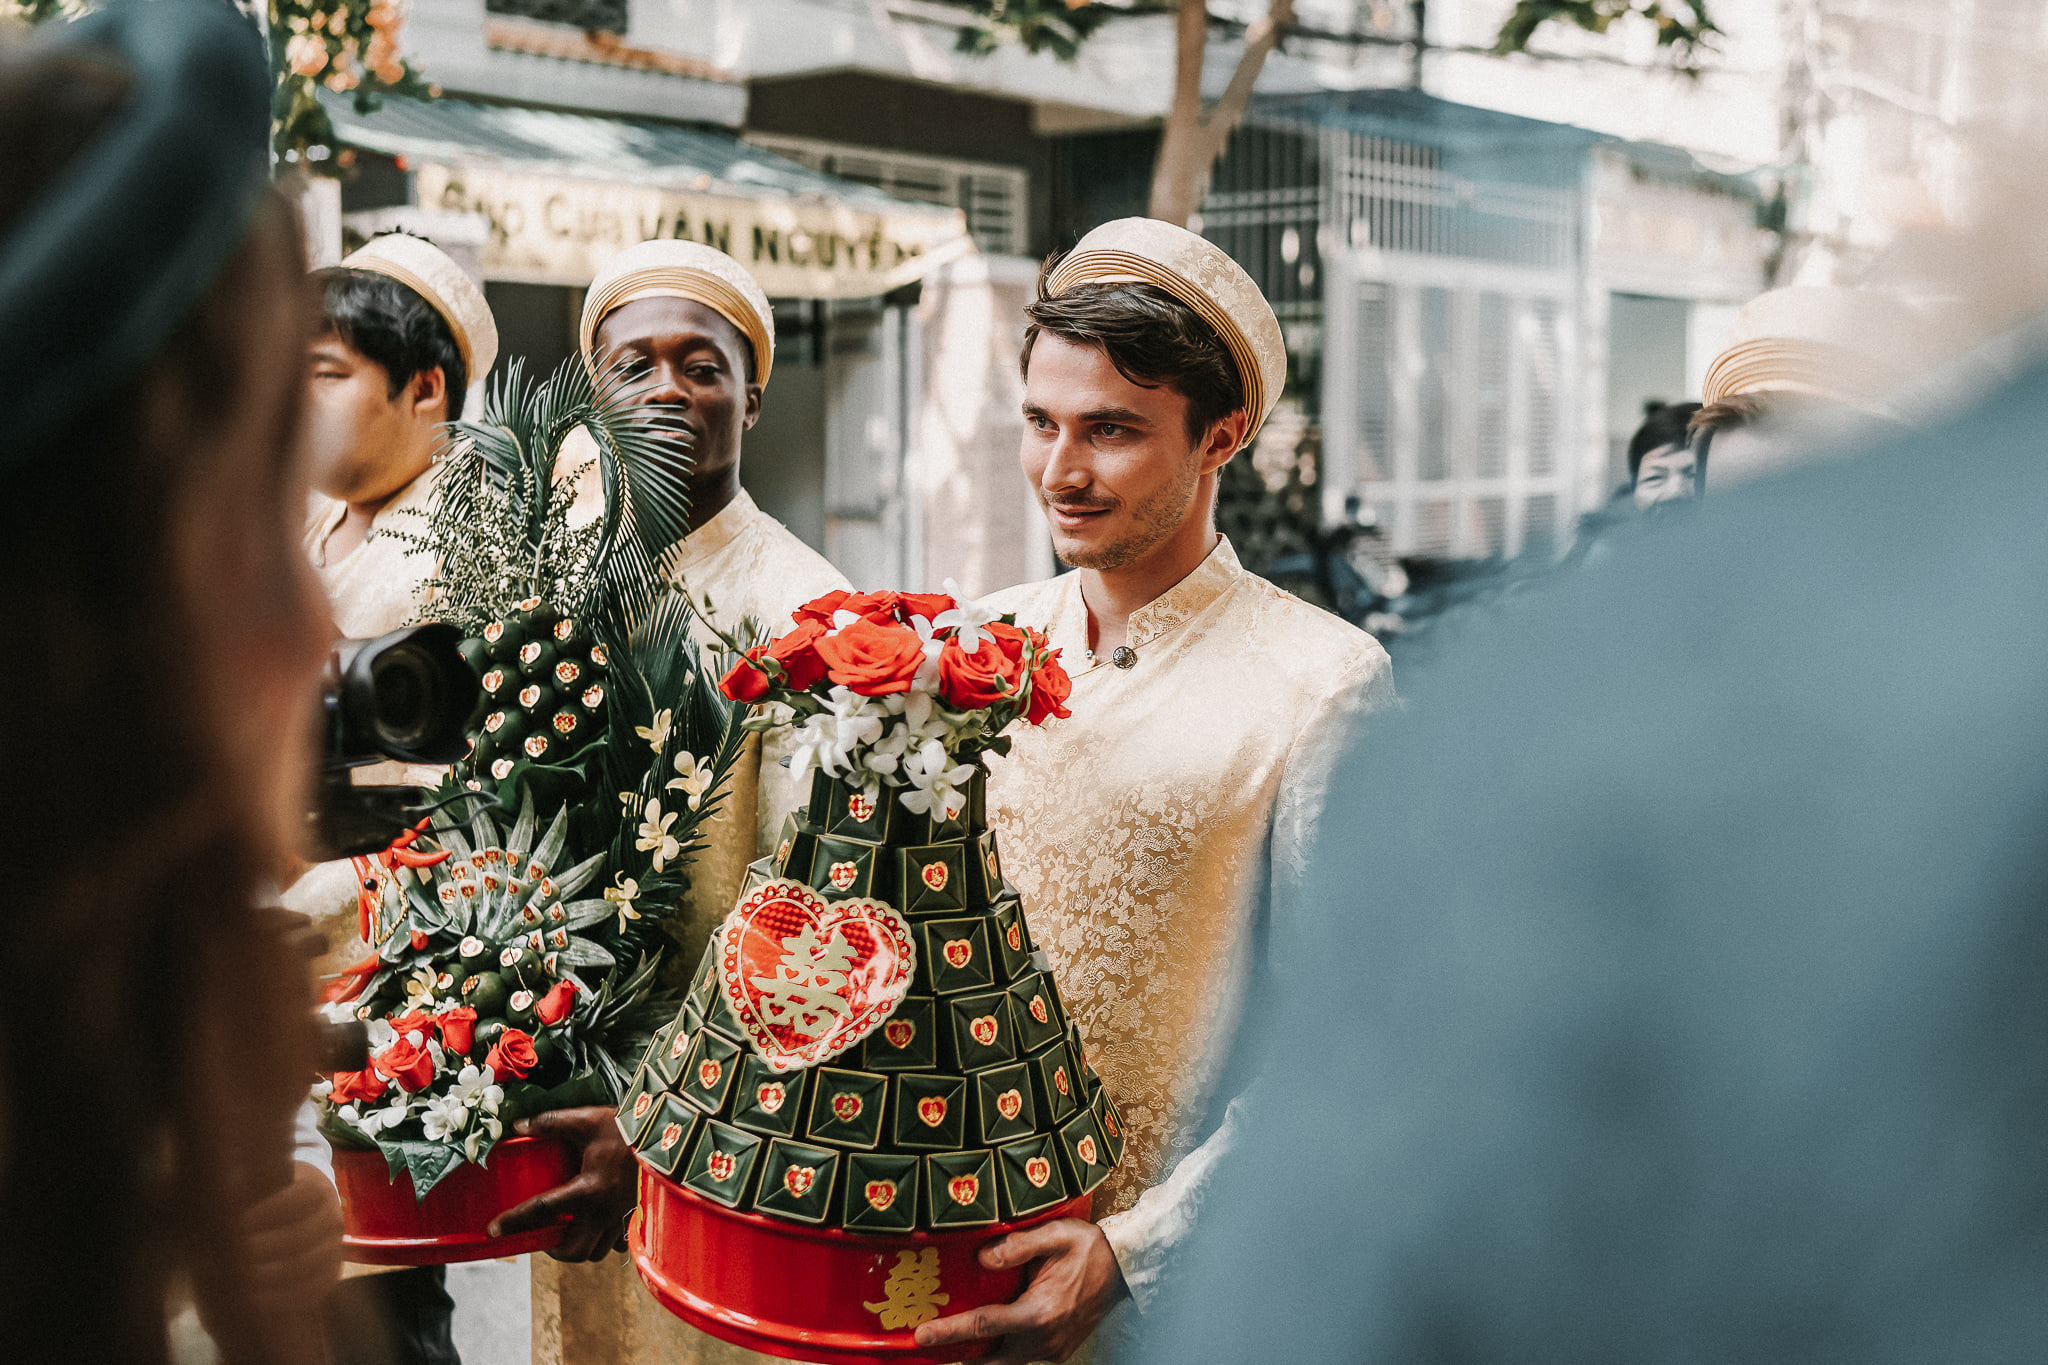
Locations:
0;4;337;1363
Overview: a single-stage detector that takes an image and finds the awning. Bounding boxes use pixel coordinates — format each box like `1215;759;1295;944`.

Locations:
321;91;973;298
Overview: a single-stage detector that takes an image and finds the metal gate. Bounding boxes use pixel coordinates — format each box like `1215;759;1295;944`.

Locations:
1323;250;1577;560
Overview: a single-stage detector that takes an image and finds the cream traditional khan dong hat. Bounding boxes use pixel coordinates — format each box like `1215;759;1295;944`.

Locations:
341;231;499;382
1045;217;1287;449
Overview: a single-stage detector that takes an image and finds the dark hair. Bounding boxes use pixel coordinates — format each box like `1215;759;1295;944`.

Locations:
1628;401;1703;479
314;258;468;420
1020;258;1245;445
2;51;322;1365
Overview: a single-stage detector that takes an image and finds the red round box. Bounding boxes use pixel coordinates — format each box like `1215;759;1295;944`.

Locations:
632;1162;1092;1364
333;1135;572;1265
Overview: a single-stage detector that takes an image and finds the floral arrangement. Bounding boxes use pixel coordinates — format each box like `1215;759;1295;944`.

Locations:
315;357;747;1198
270;0;437;159
714;585;1073;822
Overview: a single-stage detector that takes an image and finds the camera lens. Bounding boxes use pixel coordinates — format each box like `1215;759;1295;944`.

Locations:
370;645;437;751
325;623;478;767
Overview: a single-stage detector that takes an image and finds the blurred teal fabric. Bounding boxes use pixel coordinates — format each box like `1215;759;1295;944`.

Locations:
1128;360;2048;1363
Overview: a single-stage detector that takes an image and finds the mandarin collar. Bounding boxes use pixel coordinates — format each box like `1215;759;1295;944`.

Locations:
1126;536;1243;648
1058;535;1245;673
668;486;760;578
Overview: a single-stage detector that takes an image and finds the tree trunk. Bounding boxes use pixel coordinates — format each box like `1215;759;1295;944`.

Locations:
1146;0;1298;227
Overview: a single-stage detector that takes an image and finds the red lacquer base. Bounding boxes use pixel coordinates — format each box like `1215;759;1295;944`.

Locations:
632;1163;1093;1365
333;1135;572;1265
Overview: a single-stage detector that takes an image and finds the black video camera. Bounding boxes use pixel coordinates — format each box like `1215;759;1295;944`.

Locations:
309;623;478;860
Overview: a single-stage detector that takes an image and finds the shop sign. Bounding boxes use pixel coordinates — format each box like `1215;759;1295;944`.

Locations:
416;163;969;298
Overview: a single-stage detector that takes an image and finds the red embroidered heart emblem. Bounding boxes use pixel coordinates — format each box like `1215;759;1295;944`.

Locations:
829;861;858;890
1006;923;1022;951
783;1165;816;1197
776;840;792;866
1029;995;1049;1024
947;1175;979;1206
659;1123;684;1150
714;879;916;1072
969;1015;999;1047
632;1094;653;1121
669;1032;689;1060
865;1180;896;1211
1076;1136;1098;1166
1104;1109;1119;1137
884;1020;916;1049
1054;1067;1070;1097
698;1059;722;1090
996;1089;1023;1120
917;1096;947;1127
921;861;948;891
942;939;972;969
1024;1157;1051;1187
707;1150;736;1182
756;1082;786;1114
832;1092;864;1122
847;793;875;822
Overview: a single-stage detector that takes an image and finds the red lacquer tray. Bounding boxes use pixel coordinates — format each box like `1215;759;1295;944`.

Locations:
333;1135;572;1265
631;1162;1092;1364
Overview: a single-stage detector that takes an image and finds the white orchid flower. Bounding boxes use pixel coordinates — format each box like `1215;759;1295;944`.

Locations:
666;750;714;810
401;964;438;1011
421;1093;470;1140
618;789;640;817
448;1064;501;1111
934;579;1003;655
364;1018;399;1053
636;799;681;871
605;873;643;933
634;708;673;753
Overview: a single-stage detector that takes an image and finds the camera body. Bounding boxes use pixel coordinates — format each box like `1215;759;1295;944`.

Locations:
310;622;478;860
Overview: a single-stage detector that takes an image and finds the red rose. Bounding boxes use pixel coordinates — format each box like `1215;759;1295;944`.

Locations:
387;1010;436;1042
438;1006;478;1055
330;1067;388;1104
534;979;579;1027
837;590;904;623
485;1027;538;1079
936;623;1026;711
764;619;830;691
372;1036;435;1093
813;617;927;696
895;592;956;625
409;930;429;951
719;648;773;702
1025;641;1073;724
792;589;853;627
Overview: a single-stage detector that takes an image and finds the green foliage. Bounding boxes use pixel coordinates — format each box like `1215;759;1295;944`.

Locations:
269;0;437;159
1492;0;1720;69
399;354;693;636
934;0;1160;61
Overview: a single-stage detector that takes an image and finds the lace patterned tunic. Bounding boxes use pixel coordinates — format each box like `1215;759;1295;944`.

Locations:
982;538;1393;1300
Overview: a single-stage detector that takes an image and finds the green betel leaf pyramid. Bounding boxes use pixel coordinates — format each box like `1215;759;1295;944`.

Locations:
620;769;1126;1231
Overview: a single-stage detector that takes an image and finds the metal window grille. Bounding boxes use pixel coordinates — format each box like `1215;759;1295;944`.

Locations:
1205;110;1584;562
747;134;1028;258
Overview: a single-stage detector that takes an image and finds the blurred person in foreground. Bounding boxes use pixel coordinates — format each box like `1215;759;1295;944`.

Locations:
1123;329;2048;1359
287;233;500;1365
912;219;1393;1363
0;3;336;1362
505;238;849;1365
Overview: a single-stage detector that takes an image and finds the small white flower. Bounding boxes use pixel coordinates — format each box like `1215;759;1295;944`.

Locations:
320;998;359;1025
618;789;640;817
635;708;674;753
401;964;437;1010
448;1064;501;1111
605;873;643;933
934;579;1003;655
310;1079;335;1103
360;1100;411;1136
421;1093;470;1141
666;750;714;810
364;1018;399;1053
636;799;681;871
